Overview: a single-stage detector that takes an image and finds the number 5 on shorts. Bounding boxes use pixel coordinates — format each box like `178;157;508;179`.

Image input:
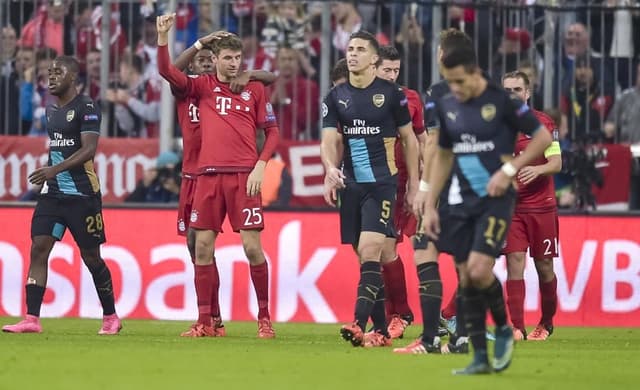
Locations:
381;200;391;220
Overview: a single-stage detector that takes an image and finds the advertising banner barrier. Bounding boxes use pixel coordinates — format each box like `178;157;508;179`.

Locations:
0;136;158;203
0;207;638;326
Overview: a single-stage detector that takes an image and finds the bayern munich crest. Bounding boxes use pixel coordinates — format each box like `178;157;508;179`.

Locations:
178;219;186;232
190;210;199;223
241;91;251;101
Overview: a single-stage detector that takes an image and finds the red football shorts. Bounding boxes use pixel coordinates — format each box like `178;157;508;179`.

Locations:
190;172;264;232
394;176;417;242
503;211;559;259
176;175;197;236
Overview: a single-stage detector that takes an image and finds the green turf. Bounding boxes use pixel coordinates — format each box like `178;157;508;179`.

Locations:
0;318;638;390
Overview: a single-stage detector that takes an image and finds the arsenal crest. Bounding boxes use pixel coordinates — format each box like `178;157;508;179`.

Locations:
480;104;496;121
372;94;385;108
66;110;75;122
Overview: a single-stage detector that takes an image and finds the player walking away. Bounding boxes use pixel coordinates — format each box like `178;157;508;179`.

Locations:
157;14;279;338
2;56;120;335
422;44;552;374
502;71;561;341
413;29;499;354
170;32;276;337
321;31;419;348
372;45;438;346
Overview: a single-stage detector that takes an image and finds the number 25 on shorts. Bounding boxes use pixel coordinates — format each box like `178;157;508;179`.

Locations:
242;207;263;226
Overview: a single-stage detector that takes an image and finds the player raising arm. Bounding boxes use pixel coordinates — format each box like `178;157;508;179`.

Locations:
157;14;279;338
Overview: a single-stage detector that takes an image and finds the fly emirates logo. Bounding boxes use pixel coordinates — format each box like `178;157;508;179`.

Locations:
452;133;495;153
342;119;381;135
49;132;75;147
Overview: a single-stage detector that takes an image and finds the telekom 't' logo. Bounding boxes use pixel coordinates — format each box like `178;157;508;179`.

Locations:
216;96;232;115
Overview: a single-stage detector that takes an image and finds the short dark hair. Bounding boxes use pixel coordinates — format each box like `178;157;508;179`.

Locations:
377;45;400;63
502;70;530;87
441;44;477;72
121;53;144;75
54;55;80;75
439;28;473;53
331;58;348;83
212;34;243;55
35;47;57;64
349;30;379;53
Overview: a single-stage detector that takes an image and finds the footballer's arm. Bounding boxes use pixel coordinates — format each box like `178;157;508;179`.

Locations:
398;122;420;208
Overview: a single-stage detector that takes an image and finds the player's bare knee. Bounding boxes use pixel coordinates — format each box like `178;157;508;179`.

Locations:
379;239;397;264
243;242;265;265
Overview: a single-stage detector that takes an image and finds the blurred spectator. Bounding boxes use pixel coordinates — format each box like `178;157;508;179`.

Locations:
19;0;67;56
261;1;316;78
105;54;161;138
261;1;307;57
519;60;544;111
604;63;640;143
75;4;128;75
560;55;614;142
261;154;292;208
395;10;429;92
331;1;362;53
1;26;18;77
492;28;532;83
589;0;640;90
269;46;319;140
1;45;35;135
81;48;101;102
125;151;181;203
136;17;160;82
28;48;58;137
241;24;274;72
561;22;613;95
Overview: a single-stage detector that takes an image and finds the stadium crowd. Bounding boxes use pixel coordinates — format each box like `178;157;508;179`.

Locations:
1;0;639;208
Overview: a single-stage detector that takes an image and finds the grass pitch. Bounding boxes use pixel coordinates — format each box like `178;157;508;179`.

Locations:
0;318;638;390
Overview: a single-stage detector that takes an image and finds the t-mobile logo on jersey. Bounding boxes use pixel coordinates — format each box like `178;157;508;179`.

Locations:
216;96;232;115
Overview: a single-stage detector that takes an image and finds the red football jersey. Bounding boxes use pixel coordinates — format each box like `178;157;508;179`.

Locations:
395;87;425;178
174;89;201;176
159;45;277;173
514;109;560;212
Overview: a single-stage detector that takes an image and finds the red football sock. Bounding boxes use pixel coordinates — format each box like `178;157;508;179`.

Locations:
539;276;558;326
250;261;270;319
195;264;214;326
441;291;457;319
506;279;526;331
381;256;411;317
210;259;220;318
381;263;396;316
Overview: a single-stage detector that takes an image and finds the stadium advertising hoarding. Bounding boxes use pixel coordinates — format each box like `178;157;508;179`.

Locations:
1;137;631;207
0;136;158;203
0;207;638;326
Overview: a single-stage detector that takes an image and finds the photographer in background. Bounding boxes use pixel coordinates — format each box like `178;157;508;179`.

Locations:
125;151;181;203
